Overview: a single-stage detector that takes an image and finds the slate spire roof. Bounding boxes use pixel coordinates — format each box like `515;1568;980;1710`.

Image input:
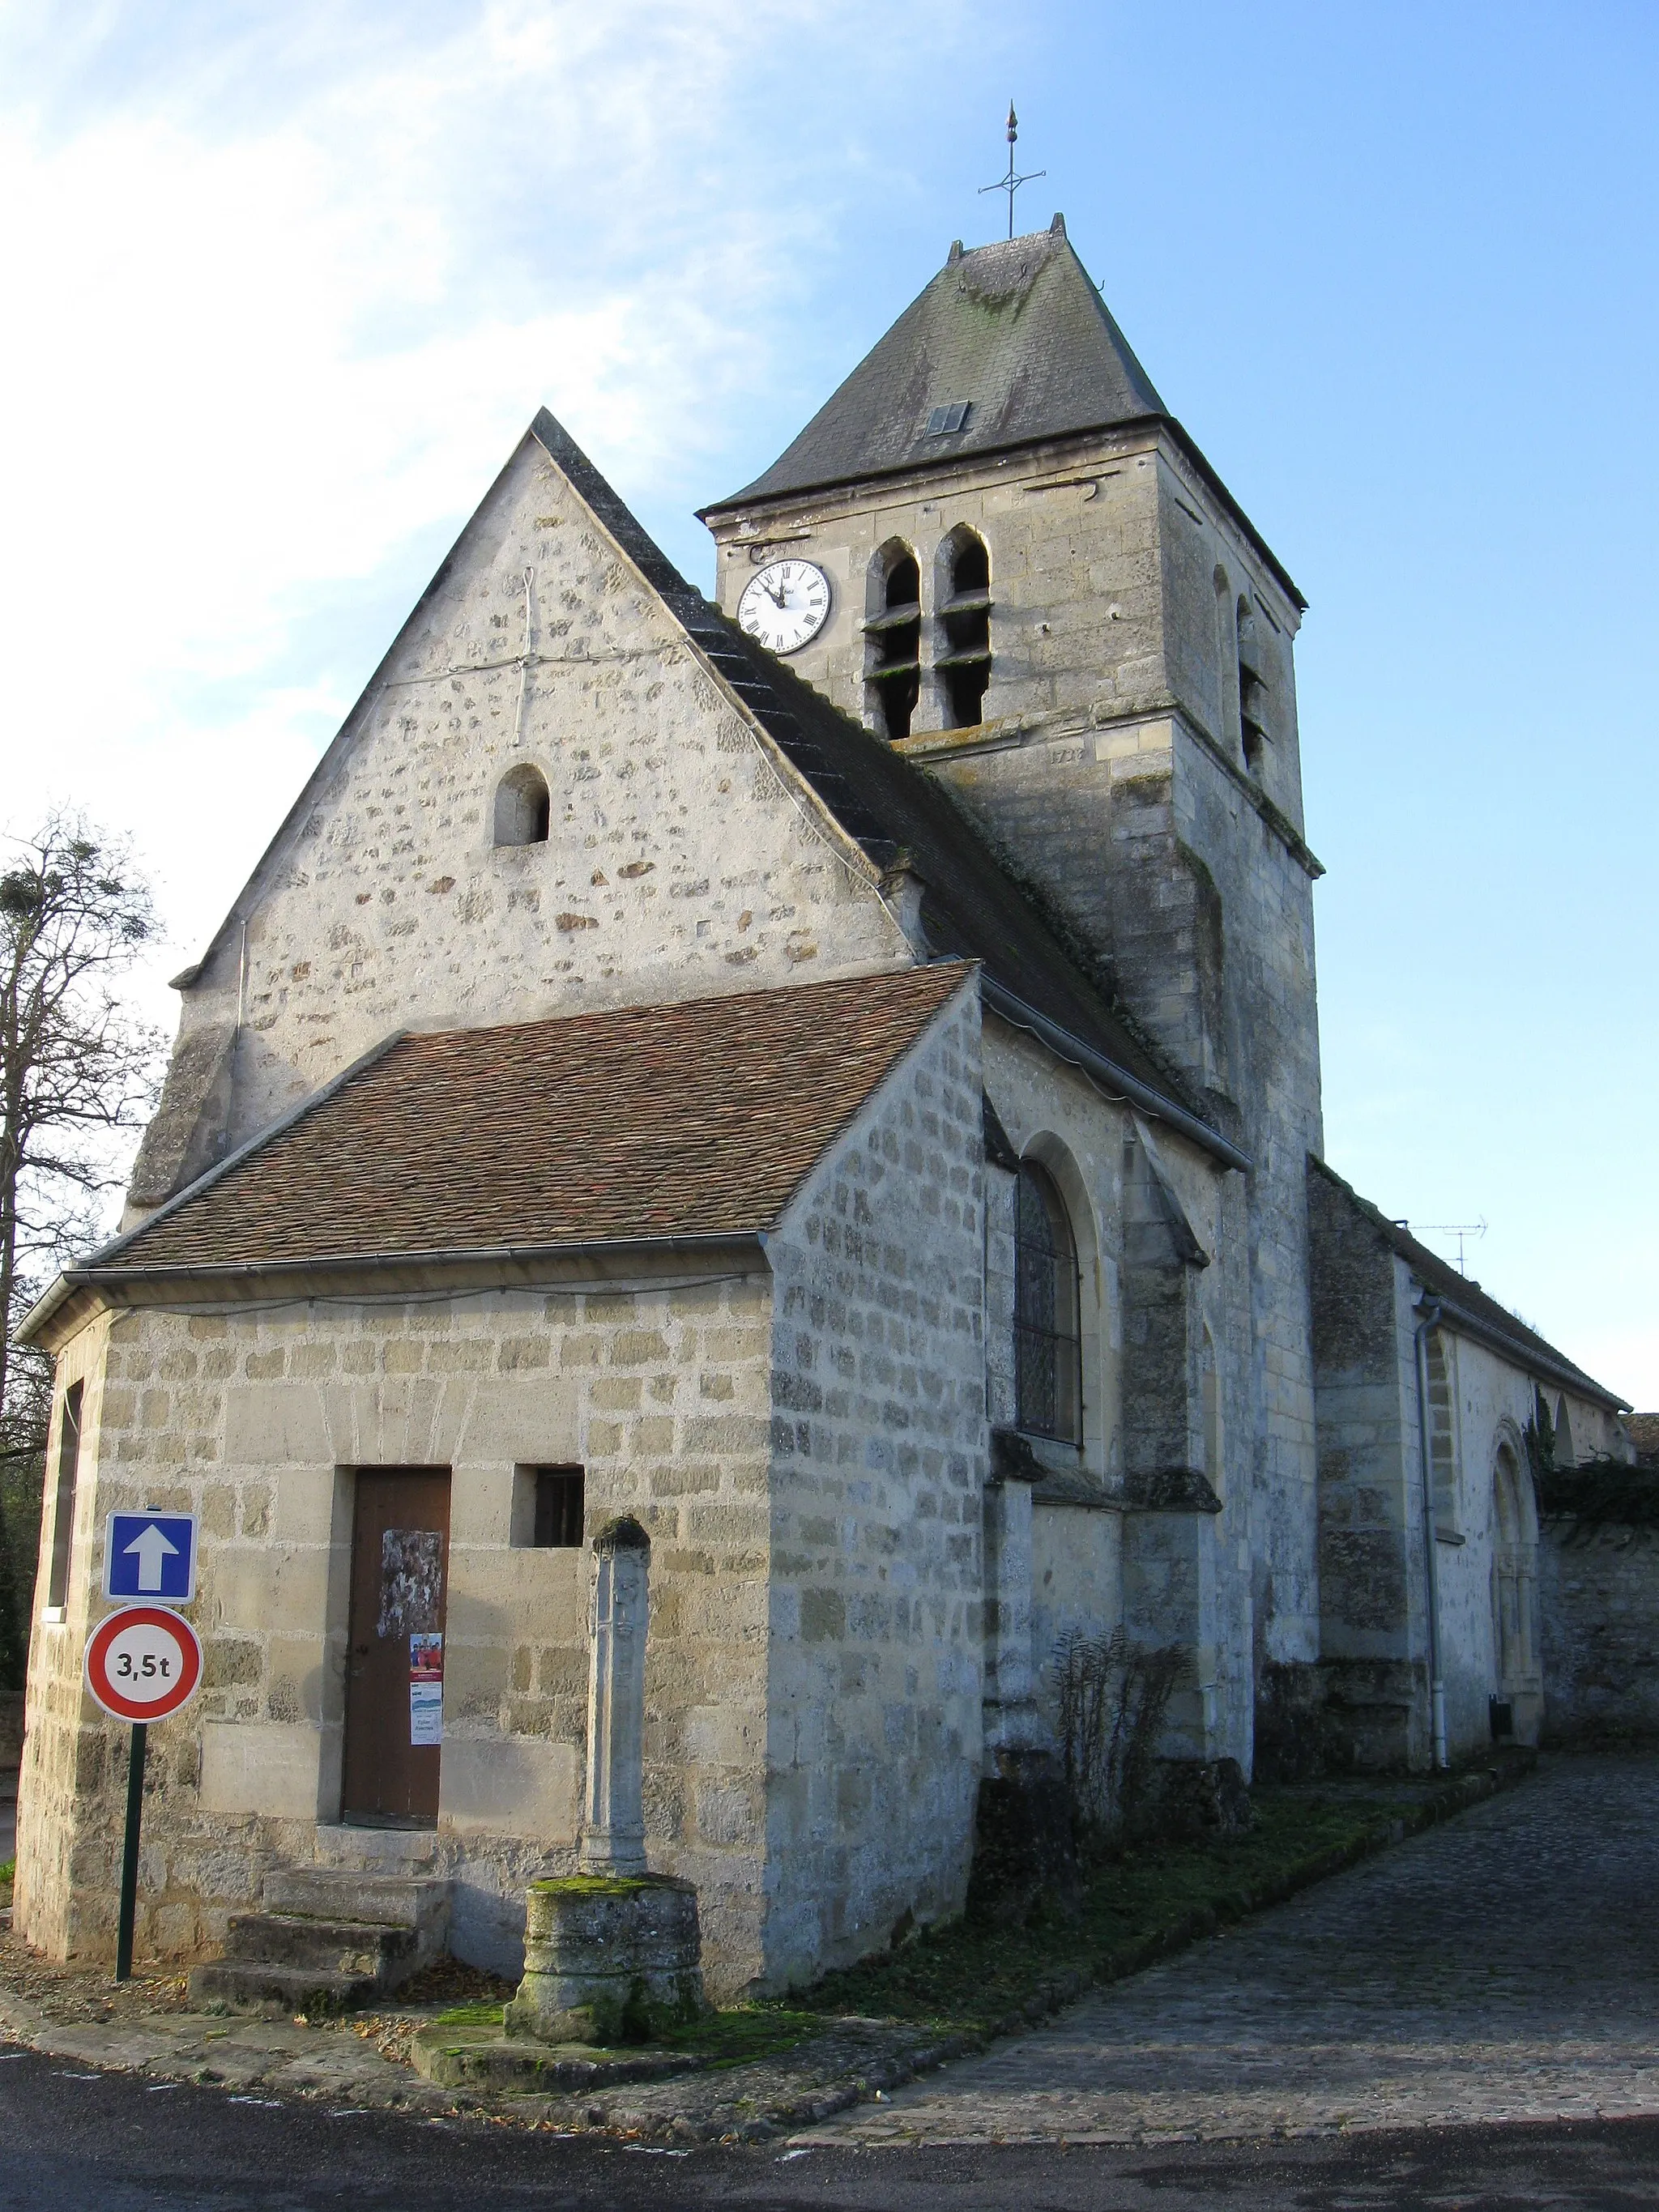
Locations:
709;219;1168;509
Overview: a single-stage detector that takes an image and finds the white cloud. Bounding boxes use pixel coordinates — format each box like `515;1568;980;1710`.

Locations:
0;0;908;1009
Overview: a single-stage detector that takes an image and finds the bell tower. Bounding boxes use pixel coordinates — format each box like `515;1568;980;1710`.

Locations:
701;215;1328;1683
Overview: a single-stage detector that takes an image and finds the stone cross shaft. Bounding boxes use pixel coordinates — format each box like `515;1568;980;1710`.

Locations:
580;1516;650;1873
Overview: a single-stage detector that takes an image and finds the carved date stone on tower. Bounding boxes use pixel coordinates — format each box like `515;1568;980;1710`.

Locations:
505;1517;708;2045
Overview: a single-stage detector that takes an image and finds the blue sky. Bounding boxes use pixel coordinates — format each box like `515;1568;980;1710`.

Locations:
2;1;1654;1400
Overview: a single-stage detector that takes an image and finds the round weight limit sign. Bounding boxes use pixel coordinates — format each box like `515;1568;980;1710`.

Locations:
85;1605;203;1723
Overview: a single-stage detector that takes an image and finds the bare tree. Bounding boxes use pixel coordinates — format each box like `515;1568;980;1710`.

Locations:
0;813;164;1449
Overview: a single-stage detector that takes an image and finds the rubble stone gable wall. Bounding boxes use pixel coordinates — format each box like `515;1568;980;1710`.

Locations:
14;1269;777;1994
761;983;987;1983
137;434;906;1206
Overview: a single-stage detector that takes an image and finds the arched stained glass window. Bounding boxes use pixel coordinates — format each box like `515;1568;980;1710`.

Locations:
1015;1161;1081;1443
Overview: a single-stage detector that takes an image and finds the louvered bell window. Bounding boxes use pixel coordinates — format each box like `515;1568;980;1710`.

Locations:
864;550;922;741
938;532;992;729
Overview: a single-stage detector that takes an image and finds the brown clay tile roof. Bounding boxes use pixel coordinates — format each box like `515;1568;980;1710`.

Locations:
108;964;973;1274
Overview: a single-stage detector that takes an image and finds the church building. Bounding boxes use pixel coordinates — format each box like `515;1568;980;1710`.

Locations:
15;218;1631;1993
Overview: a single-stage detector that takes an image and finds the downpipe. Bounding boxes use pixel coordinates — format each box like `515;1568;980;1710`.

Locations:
1413;1292;1449;1770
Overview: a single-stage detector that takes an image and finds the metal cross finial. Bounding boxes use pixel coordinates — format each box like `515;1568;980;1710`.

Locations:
979;101;1045;241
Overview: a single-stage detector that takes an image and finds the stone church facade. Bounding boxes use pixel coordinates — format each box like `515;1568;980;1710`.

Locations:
15;219;1631;1992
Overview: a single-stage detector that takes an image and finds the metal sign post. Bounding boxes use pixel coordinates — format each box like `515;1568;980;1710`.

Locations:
116;1722;147;1983
84;1603;203;1981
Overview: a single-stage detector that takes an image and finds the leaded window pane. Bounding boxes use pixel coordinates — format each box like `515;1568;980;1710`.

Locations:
1014;1162;1081;1443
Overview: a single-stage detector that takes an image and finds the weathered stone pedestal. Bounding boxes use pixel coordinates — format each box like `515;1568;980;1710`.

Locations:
506;1516;709;2047
504;1874;707;2045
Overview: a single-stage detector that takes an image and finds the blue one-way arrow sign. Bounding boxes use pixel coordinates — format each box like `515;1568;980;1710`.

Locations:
104;1511;197;1603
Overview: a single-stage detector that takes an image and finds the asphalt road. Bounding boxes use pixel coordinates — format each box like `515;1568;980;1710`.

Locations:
6;2041;1659;2212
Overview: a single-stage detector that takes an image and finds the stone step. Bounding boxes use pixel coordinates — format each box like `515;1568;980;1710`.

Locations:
410;2021;713;2095
263;1867;451;1937
188;1959;381;2014
311;1822;439;1873
220;1911;420;1980
187;1865;454;2015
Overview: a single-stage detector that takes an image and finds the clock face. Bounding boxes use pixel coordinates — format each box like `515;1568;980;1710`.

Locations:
737;559;831;654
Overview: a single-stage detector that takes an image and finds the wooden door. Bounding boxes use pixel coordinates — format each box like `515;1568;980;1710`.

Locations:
342;1468;450;1825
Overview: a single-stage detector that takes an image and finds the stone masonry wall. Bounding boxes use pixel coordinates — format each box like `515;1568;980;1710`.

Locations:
1171;722;1324;1694
712;423;1324;1728
15;1309;117;1963
1539;1518;1659;1742
16;1268;777;1993
1307;1163;1426;1769
760;980;988;1983
980;1016;1252;1765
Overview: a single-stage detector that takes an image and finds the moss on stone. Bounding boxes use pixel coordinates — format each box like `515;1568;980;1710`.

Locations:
527;1874;654;1899
431;2001;505;2027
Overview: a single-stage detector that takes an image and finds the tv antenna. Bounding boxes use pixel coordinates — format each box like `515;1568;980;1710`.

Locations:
979;102;1044;241
1413;1218;1488;1276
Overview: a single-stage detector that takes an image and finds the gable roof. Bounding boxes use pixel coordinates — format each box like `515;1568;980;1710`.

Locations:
72;966;974;1281
1310;1156;1627;1412
527;411;1235;1163
702;223;1305;610
712;222;1166;507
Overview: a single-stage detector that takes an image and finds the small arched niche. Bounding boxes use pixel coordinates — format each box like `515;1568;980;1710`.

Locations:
936;526;992;729
864;541;922;742
493;763;551;847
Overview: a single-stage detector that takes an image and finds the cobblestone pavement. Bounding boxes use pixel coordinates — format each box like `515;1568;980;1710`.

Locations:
801;1754;1659;2149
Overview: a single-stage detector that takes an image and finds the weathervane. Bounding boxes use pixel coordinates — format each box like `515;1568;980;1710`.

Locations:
979;102;1044;241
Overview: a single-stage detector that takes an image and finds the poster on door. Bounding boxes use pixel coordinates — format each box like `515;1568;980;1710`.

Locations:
409;1632;443;1747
